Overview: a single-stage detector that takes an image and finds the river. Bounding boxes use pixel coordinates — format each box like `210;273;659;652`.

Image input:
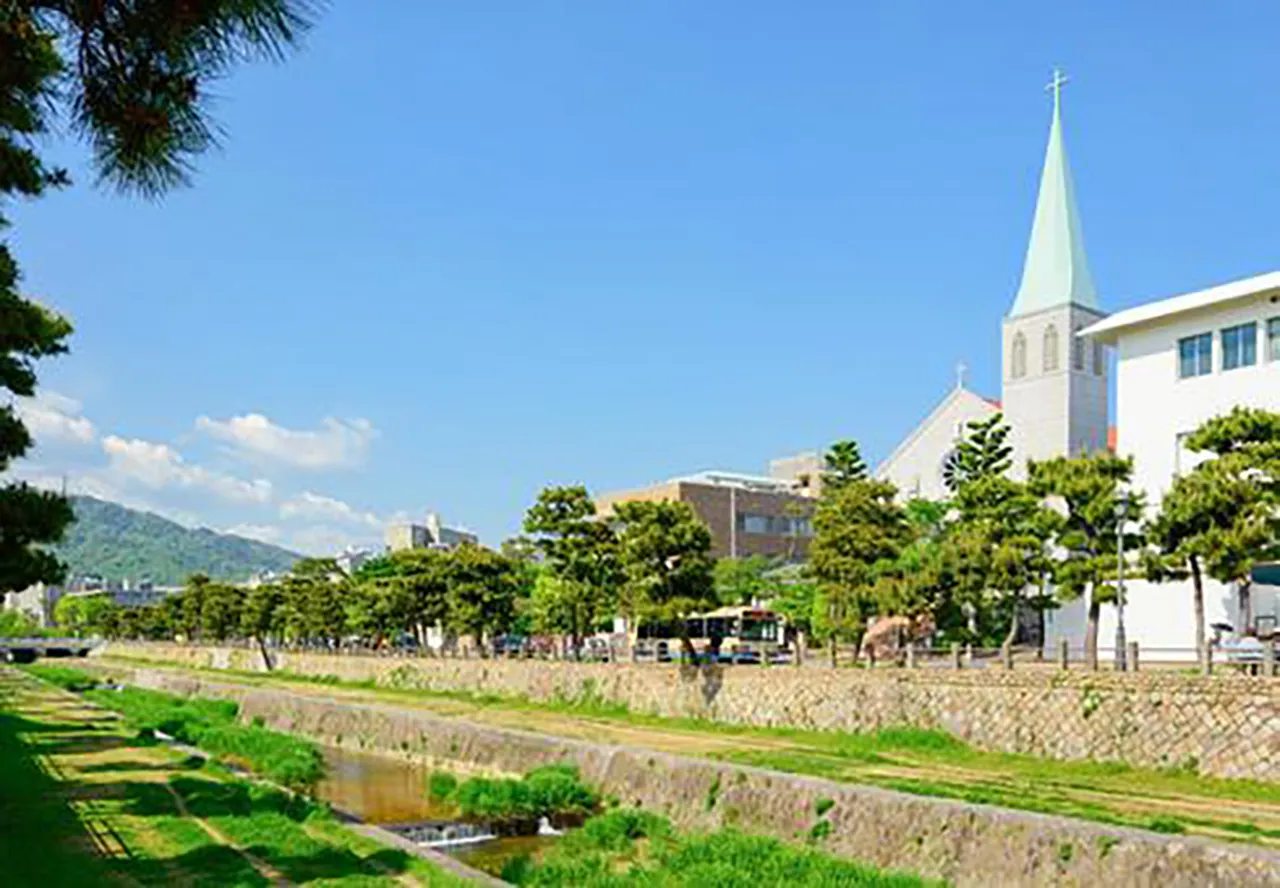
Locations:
314;744;559;876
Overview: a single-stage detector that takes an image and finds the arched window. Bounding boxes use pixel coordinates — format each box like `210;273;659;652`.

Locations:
1072;325;1085;370
1093;340;1105;376
1011;333;1027;379
1043;324;1060;372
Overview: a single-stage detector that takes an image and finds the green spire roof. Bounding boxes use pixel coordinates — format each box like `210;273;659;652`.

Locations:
1008;71;1099;318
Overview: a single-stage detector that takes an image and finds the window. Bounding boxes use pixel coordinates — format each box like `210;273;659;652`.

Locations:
1178;333;1212;378
738;514;769;534
1092;339;1104;376
1043;325;1059;372
1072;325;1085;370
1269;317;1280;362
736;513;813;537
1222;322;1257;370
1011;333;1027;378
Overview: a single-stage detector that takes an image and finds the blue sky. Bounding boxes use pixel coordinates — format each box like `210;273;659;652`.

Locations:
9;2;1280;554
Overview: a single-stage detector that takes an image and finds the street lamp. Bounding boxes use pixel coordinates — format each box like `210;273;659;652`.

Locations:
1114;488;1131;671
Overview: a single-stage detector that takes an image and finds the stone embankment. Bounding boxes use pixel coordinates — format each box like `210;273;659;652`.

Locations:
105;664;1280;888
105;642;1280;781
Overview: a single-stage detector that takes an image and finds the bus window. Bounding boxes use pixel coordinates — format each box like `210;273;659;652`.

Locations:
706;618;728;639
740;618;778;642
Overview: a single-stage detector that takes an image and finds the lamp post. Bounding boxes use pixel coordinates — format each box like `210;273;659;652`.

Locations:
1114;489;1131;671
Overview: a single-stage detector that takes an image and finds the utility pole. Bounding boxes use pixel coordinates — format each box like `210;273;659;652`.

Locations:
1114;490;1130;671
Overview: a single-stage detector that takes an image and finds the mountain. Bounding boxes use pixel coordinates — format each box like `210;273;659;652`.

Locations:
51;495;300;586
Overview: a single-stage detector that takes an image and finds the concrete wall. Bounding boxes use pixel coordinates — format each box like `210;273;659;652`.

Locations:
104;642;1280;781
109;667;1280;888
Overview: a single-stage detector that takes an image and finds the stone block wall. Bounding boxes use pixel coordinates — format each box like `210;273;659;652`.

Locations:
116;667;1280;888
103;642;1280;780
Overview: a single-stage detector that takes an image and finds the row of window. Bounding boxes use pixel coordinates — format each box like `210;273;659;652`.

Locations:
1178;318;1280;379
1009;324;1105;379
735;513;814;536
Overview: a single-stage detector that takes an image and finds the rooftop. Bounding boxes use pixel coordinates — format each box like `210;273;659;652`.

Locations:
1079;270;1280;344
672;470;800;494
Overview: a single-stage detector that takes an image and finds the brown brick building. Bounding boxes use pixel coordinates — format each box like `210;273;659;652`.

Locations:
595;471;815;561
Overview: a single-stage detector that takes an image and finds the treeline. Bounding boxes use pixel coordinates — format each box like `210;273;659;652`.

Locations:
61;490;723;659
56;407;1280;671
799;406;1280;669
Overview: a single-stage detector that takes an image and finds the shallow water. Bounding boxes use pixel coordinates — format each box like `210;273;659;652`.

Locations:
315;745;451;824
448;833;561;876
314;744;562;873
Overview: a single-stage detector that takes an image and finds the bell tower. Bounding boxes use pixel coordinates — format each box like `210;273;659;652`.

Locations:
1002;70;1109;474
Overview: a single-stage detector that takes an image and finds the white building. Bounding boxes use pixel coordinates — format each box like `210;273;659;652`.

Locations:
384;512;478;553
1053;272;1280;657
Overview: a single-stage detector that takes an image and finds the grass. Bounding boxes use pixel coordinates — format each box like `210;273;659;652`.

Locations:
96;653;1280;846
1;666;468;887
440;762;600;830
500;808;942;887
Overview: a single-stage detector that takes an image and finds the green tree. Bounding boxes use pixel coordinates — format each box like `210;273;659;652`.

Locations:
1030;454;1144;669
200;582;244;642
1;2;314;593
713;555;773;606
53;592;112;637
240;582;284;668
809;476;911;665
178;573;211;641
614;500;716;659
281;558;347;647
443;544;519;653
950;474;1057;648
821;440;869;492
523;486;620;656
942;413;1013;494
0;609;40;638
385;548;451;646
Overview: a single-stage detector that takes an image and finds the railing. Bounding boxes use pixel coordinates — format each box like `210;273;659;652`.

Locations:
106;636;1280;678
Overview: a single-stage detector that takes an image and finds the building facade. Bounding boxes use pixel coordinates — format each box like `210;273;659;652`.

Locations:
595;471;815;561
1058;272;1280;656
385;512;478;553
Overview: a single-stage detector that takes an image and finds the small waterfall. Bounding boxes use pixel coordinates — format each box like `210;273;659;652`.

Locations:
388;821;498;848
536;816;562;836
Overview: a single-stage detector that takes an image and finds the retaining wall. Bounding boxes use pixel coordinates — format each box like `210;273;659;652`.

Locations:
113;665;1280;888
102;641;1280;781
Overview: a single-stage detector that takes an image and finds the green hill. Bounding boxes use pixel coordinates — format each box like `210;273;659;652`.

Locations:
51;496;300;585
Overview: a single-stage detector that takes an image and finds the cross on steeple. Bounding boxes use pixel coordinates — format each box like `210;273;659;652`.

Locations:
1046;68;1069;110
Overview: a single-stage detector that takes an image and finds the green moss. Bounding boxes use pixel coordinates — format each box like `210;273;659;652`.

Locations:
814;797;836;817
705;774;722;811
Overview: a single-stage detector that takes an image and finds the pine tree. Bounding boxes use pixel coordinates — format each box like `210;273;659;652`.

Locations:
809;477;911;665
1030;454;1145;670
1;2;315;592
942;413;1014;494
821;440;869;492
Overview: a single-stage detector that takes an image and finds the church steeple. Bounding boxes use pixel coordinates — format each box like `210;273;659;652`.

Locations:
1008;69;1099;318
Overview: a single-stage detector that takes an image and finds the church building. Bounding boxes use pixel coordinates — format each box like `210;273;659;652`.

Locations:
771;73;1279;659
876;73;1110;502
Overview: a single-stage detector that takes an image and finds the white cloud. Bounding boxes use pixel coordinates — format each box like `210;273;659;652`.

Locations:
12;391;97;446
101;435;273;504
195;413;377;470
280;491;382;529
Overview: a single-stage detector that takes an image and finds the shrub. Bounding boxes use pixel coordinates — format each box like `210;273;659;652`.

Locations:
451;763;599;829
427;771;458;801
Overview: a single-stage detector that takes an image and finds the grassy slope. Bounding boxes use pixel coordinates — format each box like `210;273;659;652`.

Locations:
2;667;466;887
97;655;1280;847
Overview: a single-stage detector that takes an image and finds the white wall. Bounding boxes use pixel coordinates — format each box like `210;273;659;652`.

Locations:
876;388;998;502
1052;290;1280;658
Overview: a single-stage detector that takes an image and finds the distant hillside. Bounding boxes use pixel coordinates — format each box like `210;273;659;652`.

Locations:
52;495;300;586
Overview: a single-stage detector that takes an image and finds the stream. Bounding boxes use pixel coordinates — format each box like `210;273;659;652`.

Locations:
314;745;560;875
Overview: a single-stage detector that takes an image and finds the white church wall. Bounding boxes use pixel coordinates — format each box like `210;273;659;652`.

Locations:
875;389;998;502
